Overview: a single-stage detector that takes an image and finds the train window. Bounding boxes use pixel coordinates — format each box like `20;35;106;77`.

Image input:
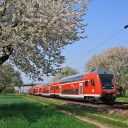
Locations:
99;74;114;89
62;89;78;94
91;79;95;86
51;86;54;90
72;89;78;94
62;90;64;94
85;81;88;87
62;90;68;94
56;86;59;89
43;90;49;93
39;88;42;91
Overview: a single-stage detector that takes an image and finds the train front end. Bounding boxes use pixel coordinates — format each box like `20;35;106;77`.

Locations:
97;68;116;104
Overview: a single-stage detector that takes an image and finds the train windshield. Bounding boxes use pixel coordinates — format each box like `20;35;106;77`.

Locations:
99;74;114;89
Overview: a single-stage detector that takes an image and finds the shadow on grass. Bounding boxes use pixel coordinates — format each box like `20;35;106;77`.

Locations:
52;102;101;117
0;101;98;128
122;95;128;98
117;95;128;98
0;102;55;123
0;97;96;124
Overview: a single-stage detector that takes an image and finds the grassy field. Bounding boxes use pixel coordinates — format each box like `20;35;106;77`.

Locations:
116;94;128;102
0;95;97;128
0;95;128;128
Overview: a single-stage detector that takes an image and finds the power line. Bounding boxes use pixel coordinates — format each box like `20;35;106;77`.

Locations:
77;29;123;62
66;27;125;72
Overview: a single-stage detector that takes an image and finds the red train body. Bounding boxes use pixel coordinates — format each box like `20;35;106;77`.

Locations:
29;68;117;104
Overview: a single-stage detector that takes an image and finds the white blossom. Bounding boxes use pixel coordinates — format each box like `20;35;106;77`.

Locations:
0;0;90;80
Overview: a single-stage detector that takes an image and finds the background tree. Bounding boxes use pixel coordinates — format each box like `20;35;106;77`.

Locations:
0;64;23;93
85;47;128;96
53;66;79;81
0;0;91;80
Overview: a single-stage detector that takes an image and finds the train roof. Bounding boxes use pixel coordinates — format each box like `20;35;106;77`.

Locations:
59;68;112;84
91;68;112;74
60;73;84;84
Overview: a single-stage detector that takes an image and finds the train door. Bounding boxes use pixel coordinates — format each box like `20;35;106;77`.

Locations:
59;85;61;95
37;87;39;95
79;83;83;95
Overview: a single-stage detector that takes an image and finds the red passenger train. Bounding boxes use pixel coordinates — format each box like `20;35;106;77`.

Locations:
29;68;116;104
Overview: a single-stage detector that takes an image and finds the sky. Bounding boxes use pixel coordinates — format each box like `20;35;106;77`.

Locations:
22;0;128;84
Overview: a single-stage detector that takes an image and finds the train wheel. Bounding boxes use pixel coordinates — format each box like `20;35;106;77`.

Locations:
90;97;96;103
103;99;115;105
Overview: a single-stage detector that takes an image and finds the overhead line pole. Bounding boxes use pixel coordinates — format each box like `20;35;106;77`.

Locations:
124;25;128;29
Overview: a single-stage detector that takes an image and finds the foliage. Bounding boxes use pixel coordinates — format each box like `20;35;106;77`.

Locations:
53;66;78;81
85;47;128;96
0;64;23;91
0;0;91;80
1;86;15;95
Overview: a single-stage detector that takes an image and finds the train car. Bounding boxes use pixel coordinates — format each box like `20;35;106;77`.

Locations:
29;68;116;104
54;68;116;104
28;87;34;95
29;85;50;96
38;86;44;95
40;86;50;97
32;85;42;95
50;81;60;97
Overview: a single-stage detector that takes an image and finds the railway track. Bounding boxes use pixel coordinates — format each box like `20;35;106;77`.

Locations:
50;96;128;107
28;94;128;115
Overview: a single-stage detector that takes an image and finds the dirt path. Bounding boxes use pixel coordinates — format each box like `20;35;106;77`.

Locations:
24;95;128;127
60;110;114;128
92;113;128;125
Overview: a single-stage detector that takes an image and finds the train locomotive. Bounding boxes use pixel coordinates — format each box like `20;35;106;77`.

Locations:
29;68;116;104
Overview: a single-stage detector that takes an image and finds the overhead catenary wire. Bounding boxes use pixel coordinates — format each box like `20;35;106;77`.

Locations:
66;26;127;72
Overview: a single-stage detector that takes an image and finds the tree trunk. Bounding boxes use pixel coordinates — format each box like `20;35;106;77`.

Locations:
0;44;13;65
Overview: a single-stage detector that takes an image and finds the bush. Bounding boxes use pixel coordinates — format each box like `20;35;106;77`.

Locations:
117;84;128;97
1;87;15;95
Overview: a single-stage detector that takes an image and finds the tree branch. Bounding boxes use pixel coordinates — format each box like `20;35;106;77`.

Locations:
0;44;13;65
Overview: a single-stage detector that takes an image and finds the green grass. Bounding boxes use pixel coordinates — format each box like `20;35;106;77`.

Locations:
0;95;97;128
0;95;33;104
116;94;128;102
24;95;128;128
1;95;128;128
55;103;128;128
